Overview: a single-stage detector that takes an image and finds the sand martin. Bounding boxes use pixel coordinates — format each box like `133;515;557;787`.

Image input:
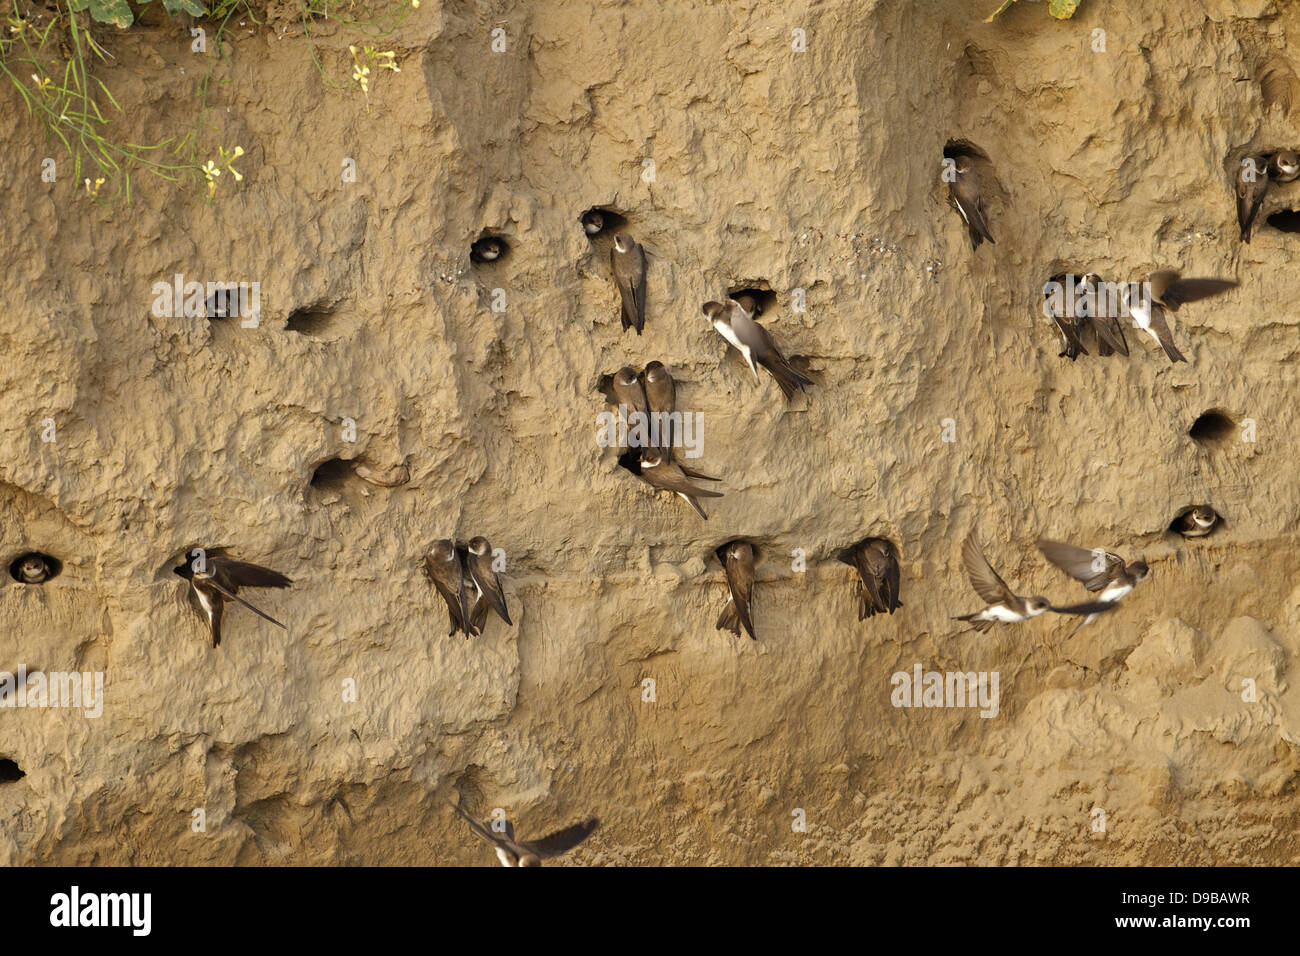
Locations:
702;298;813;400
13;554;52;584
715;540;757;640
425;539;473;637
581;209;604;236
732;292;764;317
1175;505;1220;538
611;232;647;334
470;236;505;263
840;538;902;619
1038;537;1149;636
1237;155;1271;242
173;549;291;647
947;155;994;251
953;533;1113;632
1079;273;1128;357
1123;271;1238;364
1269;149;1300;183
612;365;649;418
1044;273;1088;359
642;361;675;454
449;801;598;867
622;449;722;520
465;536;512;631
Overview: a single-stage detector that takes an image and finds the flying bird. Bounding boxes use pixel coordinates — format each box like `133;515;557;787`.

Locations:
953;533;1113;633
946;154;994;251
622;449;722;520
173;549;291;647
841;538;902;619
715;540;757;640
1123;271;1238;364
465;536;512;631
1038;537;1149;636
611;232;647;334
425;539;473;637
1236;154;1271;242
1174;505;1220;538
449;802;598;867
702;298;813;400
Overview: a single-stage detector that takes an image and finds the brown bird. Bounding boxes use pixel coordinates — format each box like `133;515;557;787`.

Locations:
1123;271;1238;363
1236;154;1270;242
947;155;994;250
702;298;813;400
1044;273;1088;360
611;365;648;417
1174;505;1220;538
465;536;512;630
841;538;902;619
1269;149;1300;183
624;449;722;520
424;539;472;637
715;540;757;640
1079;273;1128;357
173;549;292;647
449;802;598;867
642;361;675;454
610;232;647;334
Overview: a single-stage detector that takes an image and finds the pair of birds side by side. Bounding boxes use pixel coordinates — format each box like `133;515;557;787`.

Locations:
614;362;723;520
954;533;1146;635
449;801;598;867
1236;148;1300;242
173;549;292;647
424;537;513;638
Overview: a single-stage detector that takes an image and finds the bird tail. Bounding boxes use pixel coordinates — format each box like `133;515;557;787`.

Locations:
1161;338;1187;363
951;614;993;633
676;462;720;481
765;360;814;401
681;493;709;520
716;598;740;636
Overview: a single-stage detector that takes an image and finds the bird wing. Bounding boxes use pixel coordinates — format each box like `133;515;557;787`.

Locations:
424;555;467;634
448;801;500;847
642;463;724;499
1049;600;1121;617
520;818;599;858
855;548;888;614
1157;276;1239;310
468;554;511;626
1145;304;1187;362
1037;538;1121;591
216;558;292;589
1092;312;1129;356
879;542;902;611
961;533;1017;606
203;577;287;630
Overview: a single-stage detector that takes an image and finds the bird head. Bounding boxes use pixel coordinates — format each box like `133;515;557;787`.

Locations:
612;232;632;253
1027;596;1052;614
429;539;458;565
581;210;603;235
1131;559;1150;581
467;536;491;556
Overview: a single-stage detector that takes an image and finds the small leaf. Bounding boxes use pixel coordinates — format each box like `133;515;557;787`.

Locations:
164;0;210;16
1050;0;1081;18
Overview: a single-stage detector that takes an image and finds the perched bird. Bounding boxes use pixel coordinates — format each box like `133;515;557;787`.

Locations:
611;365;649;418
642;361;676;454
580;209;604;236
732;292;764;317
465;536;512;630
702;298;813;400
946;154;994;251
1175;505;1220;538
1079;273;1128;357
470;236;505;263
449;802;598;867
1236;154;1271;242
953;533;1113;633
13;554;52;584
840;538;902;619
1123;271;1238;364
173;549;291;647
1038;537;1149;636
622;449;722;520
425;539;472;637
715;540;757;640
610;233;647;334
1044;273;1088;359
1269;149;1300;183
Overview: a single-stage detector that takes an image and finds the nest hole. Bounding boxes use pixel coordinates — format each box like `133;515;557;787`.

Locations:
1189;409;1236;445
579;207;626;238
0;758;24;783
726;285;778;316
286;305;335;335
470;235;510;264
8;552;61;583
1265;209;1300;233
309;458;352;490
942;138;989;161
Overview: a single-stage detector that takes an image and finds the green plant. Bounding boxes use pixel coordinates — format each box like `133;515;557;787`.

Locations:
986;0;1081;22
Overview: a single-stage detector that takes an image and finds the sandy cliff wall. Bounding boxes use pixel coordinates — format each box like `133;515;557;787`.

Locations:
1;0;1298;864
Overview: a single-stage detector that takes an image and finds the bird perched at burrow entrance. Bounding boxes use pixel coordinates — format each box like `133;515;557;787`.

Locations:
702;297;813;401
946;154;994;251
424;539;473;637
714;540;757;640
173;548;292;647
1121;270;1238;363
840;538;903;620
610;232;647;334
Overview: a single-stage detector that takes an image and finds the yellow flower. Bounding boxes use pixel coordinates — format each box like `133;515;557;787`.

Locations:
31;73;52;91
411;0;418;7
